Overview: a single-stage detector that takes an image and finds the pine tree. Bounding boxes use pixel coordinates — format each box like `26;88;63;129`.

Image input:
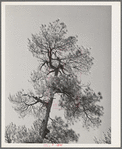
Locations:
9;19;104;143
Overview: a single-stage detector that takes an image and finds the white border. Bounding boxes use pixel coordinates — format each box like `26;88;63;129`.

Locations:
111;2;121;147
1;1;121;148
0;1;121;5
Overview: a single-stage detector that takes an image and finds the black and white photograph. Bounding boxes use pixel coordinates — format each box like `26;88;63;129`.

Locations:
2;2;121;148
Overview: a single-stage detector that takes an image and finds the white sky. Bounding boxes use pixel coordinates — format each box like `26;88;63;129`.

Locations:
4;5;111;144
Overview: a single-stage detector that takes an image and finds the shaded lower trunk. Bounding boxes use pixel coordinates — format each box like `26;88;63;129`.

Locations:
40;89;54;143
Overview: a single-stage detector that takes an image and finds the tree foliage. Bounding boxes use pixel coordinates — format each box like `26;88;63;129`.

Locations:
94;128;111;144
8;19;104;143
5;117;79;143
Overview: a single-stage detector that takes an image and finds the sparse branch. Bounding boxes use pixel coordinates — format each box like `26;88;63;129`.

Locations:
40;60;49;70
35;38;49;51
83;107;95;124
18;105;29;113
22;94;47;106
23;100;39;106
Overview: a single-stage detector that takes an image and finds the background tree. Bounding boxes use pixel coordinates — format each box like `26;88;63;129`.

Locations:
94;128;111;144
5;123;28;143
8;19;104;143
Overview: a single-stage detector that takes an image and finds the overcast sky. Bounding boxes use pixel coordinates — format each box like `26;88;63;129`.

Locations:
5;5;111;143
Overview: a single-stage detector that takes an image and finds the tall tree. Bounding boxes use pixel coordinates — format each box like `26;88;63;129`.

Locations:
9;19;103;143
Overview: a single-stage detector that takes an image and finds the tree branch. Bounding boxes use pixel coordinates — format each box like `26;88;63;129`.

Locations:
40;60;49;70
47;70;55;76
23;101;39;106
22;94;47;106
35;39;49;51
83;106;95;124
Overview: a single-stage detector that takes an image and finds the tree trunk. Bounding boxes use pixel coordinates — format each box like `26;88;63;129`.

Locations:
40;54;58;142
40;89;54;143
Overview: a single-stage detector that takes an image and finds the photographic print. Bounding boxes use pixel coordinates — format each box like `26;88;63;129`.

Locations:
2;2;120;148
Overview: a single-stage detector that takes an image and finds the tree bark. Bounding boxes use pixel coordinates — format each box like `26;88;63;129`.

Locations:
40;89;54;143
